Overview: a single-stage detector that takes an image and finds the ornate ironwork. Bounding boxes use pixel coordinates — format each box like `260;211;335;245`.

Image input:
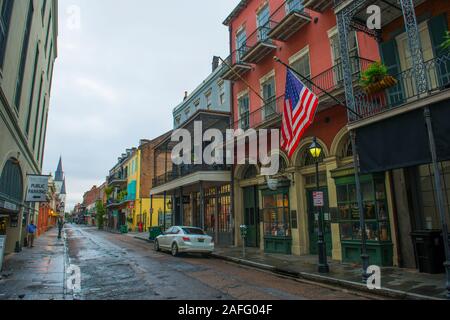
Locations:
400;0;428;94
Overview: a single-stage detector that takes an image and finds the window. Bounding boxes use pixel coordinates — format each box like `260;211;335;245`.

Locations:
14;0;34;111
263;190;290;237
175;115;181;127
286;0;304;13
44;11;51;54
37;100;47;162
336;175;390;242
46;42;53;79
182;228;205;235
0;0;14;67
261;76;276;119
218;81;225;105
330;30;359;81
41;0;47;22
238;93;249;129
194;99;200;110
236;29;247;62
257;4;270;42
25;45;39;136
33;76;44;150
291;51;311;88
205;91;212;109
415;161;450;232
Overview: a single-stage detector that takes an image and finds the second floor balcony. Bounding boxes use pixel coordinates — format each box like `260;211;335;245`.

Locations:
268;0;312;42
305;0;334;12
351;52;450;123
241;25;277;64
152;164;231;188
107;174;127;187
221;49;253;81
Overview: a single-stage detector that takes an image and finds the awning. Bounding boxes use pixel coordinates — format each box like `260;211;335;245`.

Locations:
356;101;450;173
150;171;231;196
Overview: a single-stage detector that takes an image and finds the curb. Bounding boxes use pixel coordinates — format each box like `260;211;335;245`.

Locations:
212;253;442;301
133;236;153;243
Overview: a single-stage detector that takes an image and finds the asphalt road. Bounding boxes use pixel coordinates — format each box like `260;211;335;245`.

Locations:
65;224;379;300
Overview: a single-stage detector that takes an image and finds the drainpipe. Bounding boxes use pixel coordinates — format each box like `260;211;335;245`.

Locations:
228;23;236;247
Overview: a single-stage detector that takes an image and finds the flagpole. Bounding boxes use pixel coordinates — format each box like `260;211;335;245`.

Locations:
273;56;361;120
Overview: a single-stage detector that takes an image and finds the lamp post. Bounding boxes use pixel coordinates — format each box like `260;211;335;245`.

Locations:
309;137;329;274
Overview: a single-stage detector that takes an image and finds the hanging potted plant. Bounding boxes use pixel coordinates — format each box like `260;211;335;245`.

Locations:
440;31;450;51
360;61;397;95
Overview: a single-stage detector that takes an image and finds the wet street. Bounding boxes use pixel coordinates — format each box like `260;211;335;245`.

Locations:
1;224;380;300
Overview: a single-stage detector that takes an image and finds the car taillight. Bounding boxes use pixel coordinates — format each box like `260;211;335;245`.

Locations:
182;237;190;242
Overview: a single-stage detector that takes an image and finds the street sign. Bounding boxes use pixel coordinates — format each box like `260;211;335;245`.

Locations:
313;191;324;207
25;175;49;202
0;235;6;272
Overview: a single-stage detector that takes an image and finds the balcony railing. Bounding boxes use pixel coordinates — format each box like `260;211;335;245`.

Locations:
234;95;285;130
268;0;312;41
352;52;450;122
107;174;127;186
152;164;231;188
310;56;374;97
241;25;277;64
221;49;252;81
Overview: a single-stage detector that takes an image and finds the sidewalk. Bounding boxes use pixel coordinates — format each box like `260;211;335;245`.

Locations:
124;231;151;242
212;247;448;300
0;228;67;300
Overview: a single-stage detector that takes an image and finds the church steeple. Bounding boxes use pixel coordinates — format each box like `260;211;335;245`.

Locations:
55;157;64;182
61;179;67;195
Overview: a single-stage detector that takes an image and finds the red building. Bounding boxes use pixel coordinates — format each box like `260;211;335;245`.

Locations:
222;0;382;260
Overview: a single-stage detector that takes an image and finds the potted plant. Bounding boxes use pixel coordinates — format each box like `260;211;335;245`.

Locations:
360;61;397;95
441;31;450;50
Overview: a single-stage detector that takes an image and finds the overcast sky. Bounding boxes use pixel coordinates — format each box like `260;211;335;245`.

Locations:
42;0;240;211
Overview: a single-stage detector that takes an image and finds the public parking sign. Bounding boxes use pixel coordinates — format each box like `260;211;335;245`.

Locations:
26;175;50;202
313;191;324;207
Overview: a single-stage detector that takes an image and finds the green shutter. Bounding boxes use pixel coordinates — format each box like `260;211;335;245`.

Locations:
428;14;450;87
380;40;404;106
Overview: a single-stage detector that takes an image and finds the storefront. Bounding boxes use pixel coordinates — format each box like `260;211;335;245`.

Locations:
261;182;292;254
333;171;393;267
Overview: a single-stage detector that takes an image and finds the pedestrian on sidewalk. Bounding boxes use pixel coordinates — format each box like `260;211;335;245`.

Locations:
57;217;64;239
26;221;37;248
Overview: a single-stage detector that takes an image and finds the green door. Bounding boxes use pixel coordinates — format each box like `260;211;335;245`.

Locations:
243;187;259;247
307;188;332;256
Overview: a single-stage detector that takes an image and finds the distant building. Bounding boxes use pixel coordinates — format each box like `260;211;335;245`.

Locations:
0;0;58;254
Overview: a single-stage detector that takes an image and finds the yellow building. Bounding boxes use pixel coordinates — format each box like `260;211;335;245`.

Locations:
123;133;172;232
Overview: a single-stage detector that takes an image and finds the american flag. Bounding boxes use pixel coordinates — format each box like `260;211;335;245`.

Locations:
281;68;319;158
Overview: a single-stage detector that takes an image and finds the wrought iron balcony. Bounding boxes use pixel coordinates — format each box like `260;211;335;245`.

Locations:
107;174;127;187
241;25;277;64
152;164;231;188
310;56;374;107
234;95;285;130
268;1;312;42
221;49;253;81
305;0;334;12
352;52;450;122
333;0;426;27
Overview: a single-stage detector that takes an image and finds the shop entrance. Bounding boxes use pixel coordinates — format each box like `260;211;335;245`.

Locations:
307;188;332;256
243;186;259;247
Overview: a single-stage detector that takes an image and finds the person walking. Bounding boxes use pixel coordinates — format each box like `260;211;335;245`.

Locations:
27;221;37;248
57;217;64;239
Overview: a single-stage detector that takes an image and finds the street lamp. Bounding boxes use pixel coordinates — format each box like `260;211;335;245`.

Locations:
309;137;330;274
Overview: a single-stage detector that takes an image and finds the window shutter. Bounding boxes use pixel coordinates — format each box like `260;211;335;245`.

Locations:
428;14;450;87
380;40;404;106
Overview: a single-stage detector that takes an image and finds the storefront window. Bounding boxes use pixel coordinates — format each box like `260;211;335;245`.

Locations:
416;161;450;231
336;175;391;242
263;190;290;237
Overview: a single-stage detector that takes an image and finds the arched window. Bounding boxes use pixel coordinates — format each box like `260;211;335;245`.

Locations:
298;143;326;167
279;156;288;173
243;165;258;179
339;135;353;159
0;158;23;202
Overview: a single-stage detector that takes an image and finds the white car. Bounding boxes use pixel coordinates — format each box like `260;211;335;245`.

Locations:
154;226;214;257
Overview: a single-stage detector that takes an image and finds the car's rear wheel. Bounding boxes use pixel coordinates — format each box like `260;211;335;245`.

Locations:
154;240;161;252
171;243;179;257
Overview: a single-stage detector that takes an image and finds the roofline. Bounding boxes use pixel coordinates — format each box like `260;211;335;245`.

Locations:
223;0;250;26
172;63;227;114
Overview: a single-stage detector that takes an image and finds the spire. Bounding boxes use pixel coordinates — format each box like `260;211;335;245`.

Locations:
61;179;66;195
55;156;64;182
